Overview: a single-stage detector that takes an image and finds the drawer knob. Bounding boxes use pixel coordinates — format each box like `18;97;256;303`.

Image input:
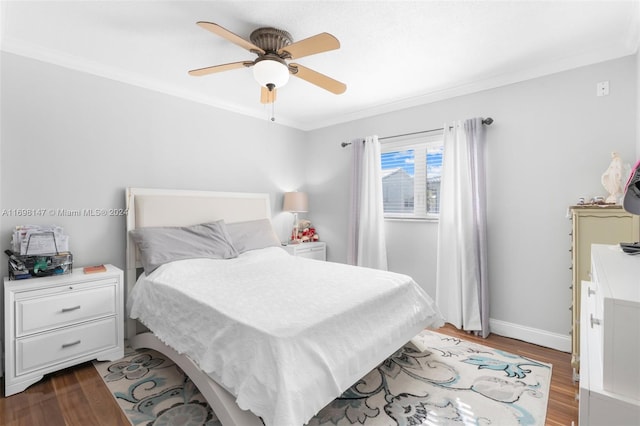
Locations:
61;305;81;313
587;288;596;297
590;314;601;328
61;340;81;349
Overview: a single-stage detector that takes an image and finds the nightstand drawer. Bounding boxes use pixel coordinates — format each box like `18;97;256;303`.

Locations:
296;247;325;260
16;316;118;375
16;284;116;336
283;242;326;261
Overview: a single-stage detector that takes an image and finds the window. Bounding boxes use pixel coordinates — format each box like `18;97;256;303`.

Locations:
380;133;443;219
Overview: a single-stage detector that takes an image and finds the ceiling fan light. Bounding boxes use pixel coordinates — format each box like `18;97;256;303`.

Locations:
253;59;289;89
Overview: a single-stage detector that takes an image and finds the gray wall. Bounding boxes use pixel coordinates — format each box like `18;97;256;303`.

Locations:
637;51;640;158
306;55;637;347
0;52;307;274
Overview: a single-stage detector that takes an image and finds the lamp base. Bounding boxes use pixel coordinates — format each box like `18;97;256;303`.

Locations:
289;213;300;244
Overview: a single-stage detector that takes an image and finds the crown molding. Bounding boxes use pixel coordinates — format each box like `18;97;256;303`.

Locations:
300;43;637;131
2;34;637;133
0;37;300;129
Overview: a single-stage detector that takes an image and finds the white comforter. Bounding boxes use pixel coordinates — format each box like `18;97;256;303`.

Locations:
128;247;443;426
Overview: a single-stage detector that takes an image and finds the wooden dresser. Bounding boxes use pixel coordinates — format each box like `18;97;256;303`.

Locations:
569;205;639;379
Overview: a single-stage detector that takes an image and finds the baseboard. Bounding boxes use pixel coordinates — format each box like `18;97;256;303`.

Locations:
489;318;571;353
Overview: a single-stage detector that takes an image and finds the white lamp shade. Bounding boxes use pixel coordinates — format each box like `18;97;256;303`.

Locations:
253;59;290;89
283;192;308;213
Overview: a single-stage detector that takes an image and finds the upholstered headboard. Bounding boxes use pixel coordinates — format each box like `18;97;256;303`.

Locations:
124;187;272;337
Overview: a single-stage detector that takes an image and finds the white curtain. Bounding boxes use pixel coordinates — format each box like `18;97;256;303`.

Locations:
347;135;388;270
436;118;489;337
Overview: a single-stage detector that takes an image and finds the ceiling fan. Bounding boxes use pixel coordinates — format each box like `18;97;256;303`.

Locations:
188;22;347;104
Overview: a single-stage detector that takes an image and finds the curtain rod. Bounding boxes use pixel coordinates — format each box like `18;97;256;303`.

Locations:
340;117;494;148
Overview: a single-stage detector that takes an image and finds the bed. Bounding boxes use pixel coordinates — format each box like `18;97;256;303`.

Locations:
125;187;444;426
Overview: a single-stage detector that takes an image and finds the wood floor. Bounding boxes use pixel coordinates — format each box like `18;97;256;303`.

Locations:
0;324;578;425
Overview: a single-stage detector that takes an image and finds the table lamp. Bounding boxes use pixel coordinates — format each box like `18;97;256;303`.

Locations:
283;192;308;243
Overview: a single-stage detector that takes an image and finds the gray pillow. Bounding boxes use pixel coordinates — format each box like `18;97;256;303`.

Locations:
130;220;238;274
226;218;281;253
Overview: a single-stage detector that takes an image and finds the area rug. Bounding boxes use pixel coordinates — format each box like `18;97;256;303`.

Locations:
93;330;551;425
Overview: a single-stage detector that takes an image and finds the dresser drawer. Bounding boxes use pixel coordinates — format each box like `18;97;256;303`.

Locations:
15;316;118;375
16;283;116;336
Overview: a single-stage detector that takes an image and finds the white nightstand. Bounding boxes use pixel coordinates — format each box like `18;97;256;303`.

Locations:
282;241;326;261
3;264;124;396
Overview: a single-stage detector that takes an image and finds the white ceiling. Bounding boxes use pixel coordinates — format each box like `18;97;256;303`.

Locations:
2;1;639;130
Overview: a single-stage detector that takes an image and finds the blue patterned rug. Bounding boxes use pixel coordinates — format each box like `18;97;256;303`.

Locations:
93;330;551;425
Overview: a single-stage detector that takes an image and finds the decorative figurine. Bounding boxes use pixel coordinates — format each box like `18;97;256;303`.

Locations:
601;152;624;204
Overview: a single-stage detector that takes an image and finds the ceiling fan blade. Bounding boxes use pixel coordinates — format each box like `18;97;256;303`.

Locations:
278;32;339;59
188;61;253;77
289;63;346;94
196;21;265;54
260;86;277;104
